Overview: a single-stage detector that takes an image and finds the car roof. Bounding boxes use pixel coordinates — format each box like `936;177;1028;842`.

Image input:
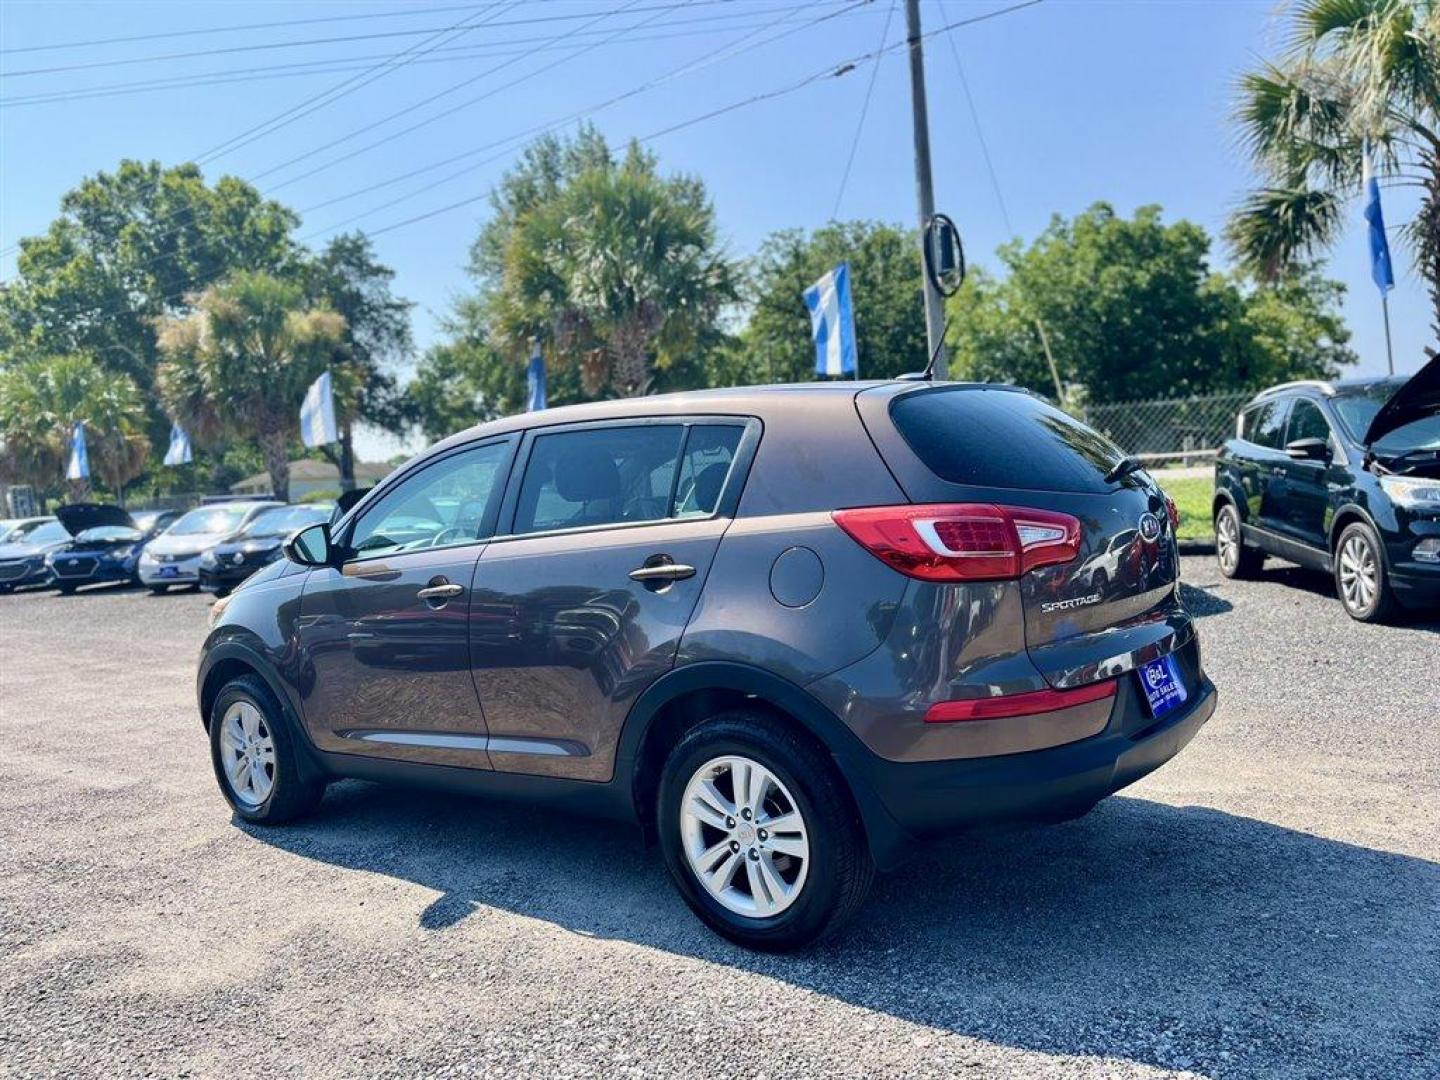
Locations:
425;380;1015;456
1251;375;1407;405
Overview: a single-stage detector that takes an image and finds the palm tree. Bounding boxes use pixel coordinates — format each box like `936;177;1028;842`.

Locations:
490;143;735;397
1229;0;1440;339
156;272;347;502
0;354;150;503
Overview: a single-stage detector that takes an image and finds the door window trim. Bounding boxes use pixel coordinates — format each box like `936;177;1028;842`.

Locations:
490;415;761;544
337;434;518;566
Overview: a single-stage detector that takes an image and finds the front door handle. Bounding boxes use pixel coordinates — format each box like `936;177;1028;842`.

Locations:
417;581;465;602
628;562;696;583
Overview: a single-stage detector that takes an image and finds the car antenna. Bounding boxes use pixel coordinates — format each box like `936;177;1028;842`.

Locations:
919;315;952;381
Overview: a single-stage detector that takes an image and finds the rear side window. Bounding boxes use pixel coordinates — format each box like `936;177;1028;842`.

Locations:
512;423;744;535
1241;399;1290;449
889;388;1125;494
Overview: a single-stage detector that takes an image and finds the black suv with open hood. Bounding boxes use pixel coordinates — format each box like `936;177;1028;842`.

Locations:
1214;352;1440;621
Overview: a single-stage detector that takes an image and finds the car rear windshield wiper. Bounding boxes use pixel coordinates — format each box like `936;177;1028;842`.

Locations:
1104;456;1145;484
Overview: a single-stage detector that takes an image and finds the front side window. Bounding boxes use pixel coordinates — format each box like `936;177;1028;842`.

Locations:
512;423;745;535
348;441;509;559
1286;399;1332;446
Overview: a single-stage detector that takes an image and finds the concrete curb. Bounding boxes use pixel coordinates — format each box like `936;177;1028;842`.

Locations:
1177;539;1216;556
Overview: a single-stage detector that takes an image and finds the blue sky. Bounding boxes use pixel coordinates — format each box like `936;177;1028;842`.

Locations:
1;0;1433;460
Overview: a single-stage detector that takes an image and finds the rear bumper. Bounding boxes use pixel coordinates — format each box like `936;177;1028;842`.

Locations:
850;653;1216;854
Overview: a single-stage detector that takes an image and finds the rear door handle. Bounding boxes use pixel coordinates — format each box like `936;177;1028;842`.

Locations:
417;582;465;601
628;563;696;583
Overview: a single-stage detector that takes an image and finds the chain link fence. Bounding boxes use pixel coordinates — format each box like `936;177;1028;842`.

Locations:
1079;390;1249;467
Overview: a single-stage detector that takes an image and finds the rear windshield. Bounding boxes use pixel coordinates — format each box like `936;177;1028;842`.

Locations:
890;388;1126;494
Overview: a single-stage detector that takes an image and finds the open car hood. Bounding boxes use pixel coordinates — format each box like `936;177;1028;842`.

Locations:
54;503;135;536
1364;350;1440;447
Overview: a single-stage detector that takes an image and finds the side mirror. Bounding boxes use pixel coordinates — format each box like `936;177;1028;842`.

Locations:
1285;437;1331;462
284;522;335;567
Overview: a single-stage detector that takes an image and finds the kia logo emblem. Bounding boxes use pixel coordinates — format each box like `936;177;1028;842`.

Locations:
1138;513;1162;542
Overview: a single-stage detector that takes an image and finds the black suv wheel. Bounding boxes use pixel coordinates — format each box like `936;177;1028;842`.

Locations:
1334;521;1397;623
657;711;873;951
209;675;327;823
1215;503;1263;578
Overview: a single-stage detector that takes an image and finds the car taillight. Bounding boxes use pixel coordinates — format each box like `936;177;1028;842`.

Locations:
925;678;1117;723
1164;493;1180;532
831;503;1082;581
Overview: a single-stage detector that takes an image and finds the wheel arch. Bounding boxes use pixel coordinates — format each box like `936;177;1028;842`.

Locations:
1211;486;1240;522
198;640;300;736
1328;503;1381;555
618;661;915;869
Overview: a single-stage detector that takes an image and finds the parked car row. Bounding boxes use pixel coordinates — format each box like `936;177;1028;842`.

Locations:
0;497;353;597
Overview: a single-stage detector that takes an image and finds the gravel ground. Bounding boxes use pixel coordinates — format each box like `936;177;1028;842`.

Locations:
1;557;1436;1079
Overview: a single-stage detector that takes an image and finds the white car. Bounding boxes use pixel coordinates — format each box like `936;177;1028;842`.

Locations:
138;501;281;593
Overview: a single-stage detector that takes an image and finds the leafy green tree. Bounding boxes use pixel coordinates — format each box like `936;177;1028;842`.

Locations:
155;273;346;502
947;203;1356;402
479;129;735;397
736;221;927;383
404;297;588;441
0;354;149;503
302;232;413;486
1228;0;1440;339
0;161;300;389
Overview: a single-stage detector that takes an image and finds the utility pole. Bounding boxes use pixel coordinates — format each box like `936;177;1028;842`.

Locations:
905;0;946;377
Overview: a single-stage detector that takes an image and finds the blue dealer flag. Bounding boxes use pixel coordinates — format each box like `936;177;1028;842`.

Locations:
804;262;858;377
163;422;193;466
526;339;547;412
66;421;90;481
300;370;339;448
1363;143;1395;294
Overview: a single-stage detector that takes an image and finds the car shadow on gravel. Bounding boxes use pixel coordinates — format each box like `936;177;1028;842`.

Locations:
248;783;1438;1078
1254;563;1440;631
1178;581;1232;618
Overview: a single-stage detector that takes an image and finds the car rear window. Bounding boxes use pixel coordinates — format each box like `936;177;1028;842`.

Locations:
889;388;1125;493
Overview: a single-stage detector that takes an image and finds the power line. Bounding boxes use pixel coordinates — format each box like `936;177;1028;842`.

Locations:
0;2;745;79
362;0;1042;238
831;0;896;219
936;0;1013;235
195;2;517;166
0;4;488;56
6;0;1039;314
300;1;841;239
1;6;841;109
0;2;516;260
254;0;657;188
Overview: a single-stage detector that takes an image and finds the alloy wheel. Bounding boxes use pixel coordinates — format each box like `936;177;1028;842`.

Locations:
1216;509;1240;572
217;700;276;808
679;755;810;919
1337;533;1378;614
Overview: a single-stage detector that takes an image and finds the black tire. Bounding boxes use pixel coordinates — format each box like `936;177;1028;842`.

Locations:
1215;503;1263;579
1333;521;1397;623
149;584;168;595
657;710;873;951
208;674;326;824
